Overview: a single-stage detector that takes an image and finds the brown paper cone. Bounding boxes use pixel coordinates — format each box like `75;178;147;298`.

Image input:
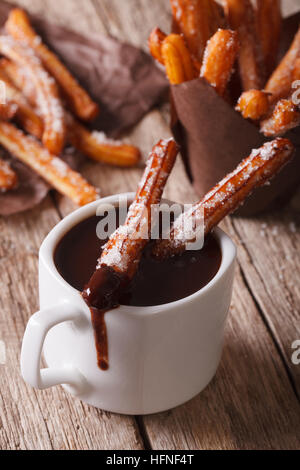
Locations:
171;13;300;216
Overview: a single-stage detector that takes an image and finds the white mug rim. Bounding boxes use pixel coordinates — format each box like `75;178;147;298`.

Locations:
39;193;237;317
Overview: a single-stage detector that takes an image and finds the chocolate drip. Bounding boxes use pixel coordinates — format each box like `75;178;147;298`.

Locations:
82;265;127;311
82;265;129;370
90;307;109;371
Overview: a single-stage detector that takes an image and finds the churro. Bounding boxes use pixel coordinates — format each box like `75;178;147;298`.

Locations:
170;0;225;63
162;34;197;85
82;138;178;310
0;58;37;106
265;26;300;103
201;29;239;96
67;114;141;167
0;36;66;155
236;89;270;121
0;121;99;206
148;27;167;66
256;0;282;78
224;0;263;90
153;138;295;258
0;66;43;138
5;8;99;121
261;99;300;137
292;57;300;83
0;101;17;121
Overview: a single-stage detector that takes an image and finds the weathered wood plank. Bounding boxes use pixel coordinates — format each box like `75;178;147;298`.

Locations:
91;0;171;49
228;209;300;395
282;0;300;17
5;0;106;35
143;265;300;450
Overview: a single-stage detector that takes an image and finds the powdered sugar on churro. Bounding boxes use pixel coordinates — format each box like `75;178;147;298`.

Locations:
6;8;99;121
99;138;178;272
0;36;65;141
0;122;99;205
201;29;239;95
200;140;292;214
91;131;122;147
153;139;294;258
50;157;68;177
171;0;183;21
33;35;42;46
137;138;173;194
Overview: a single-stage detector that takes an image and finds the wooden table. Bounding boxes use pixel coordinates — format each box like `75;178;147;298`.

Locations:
0;0;299;451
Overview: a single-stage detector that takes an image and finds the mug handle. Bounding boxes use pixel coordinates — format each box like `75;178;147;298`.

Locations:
21;301;87;394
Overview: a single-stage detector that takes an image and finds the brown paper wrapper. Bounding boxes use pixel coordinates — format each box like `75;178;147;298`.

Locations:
0;1;168;216
171;13;300;216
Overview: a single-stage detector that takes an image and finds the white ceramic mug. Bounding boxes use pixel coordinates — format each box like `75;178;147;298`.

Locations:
21;193;237;415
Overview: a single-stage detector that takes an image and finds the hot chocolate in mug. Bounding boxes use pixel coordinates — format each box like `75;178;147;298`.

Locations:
21;193;236;415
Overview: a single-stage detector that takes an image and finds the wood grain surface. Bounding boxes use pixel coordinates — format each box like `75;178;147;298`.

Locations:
0;0;299;450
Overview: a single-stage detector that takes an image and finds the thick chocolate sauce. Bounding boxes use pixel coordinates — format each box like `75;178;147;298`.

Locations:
54;212;222;370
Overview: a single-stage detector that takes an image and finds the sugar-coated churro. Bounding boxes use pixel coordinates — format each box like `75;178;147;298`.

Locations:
201;29;239;97
162;34;197;85
0;58;37;106
170;0;225;63
223;0;264;90
265;26;300;103
5;8;99;121
0;121;99;205
67;114;141;167
0;36;66;155
260;99;300;137
0;66;43;138
153;138;295;258
82;138;179;310
0;101;18;121
236;89;270;121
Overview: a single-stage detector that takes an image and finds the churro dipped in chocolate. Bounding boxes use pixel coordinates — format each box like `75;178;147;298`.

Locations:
83;138;178;310
153;138;295;259
82;138;178;369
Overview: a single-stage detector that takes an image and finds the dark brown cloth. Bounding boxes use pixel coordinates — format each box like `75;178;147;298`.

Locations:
171;12;300;216
0;1;168;216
